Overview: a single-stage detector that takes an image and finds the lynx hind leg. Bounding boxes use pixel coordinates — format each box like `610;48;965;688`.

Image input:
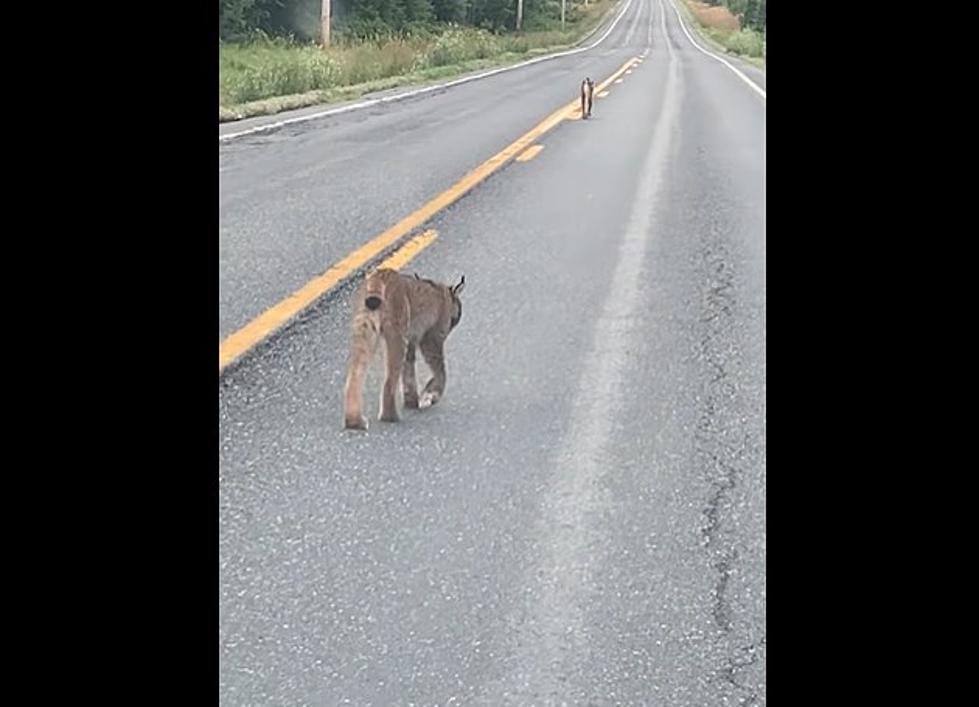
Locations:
343;312;378;430
418;334;447;409
379;332;406;422
403;340;419;409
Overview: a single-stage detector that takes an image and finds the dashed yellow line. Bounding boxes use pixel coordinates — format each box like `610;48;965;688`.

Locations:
516;144;545;162
376;229;438;271
218;56;638;373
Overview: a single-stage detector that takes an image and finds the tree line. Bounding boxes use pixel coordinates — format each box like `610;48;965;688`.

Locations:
219;0;765;42
219;0;579;41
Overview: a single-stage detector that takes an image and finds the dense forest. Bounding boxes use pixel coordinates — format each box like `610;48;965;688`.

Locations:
220;0;570;40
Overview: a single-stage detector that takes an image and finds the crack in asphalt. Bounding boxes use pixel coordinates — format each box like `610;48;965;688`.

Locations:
692;221;764;703
719;635;766;705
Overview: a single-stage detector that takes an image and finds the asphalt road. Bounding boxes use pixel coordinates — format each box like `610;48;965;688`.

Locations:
219;0;766;703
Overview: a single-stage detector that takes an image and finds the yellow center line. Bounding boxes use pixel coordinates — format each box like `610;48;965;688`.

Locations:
375;229;438;271
516;144;545;162
218;56;638;373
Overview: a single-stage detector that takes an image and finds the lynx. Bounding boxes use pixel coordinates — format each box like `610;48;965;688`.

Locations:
343;268;465;430
580;77;595;119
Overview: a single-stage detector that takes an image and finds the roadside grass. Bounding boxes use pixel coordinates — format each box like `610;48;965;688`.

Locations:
681;1;765;67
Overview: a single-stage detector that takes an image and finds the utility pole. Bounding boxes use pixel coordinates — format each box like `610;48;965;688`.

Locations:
516;0;523;31
561;0;566;31
320;0;331;48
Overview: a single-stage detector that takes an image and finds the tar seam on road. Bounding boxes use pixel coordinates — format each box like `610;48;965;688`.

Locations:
485;2;681;698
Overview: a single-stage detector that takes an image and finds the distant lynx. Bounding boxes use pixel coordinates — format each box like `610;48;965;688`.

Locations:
343;268;465;430
581;77;595;119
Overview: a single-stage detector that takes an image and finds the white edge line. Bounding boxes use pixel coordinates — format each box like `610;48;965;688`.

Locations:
219;0;637;142
667;0;766;100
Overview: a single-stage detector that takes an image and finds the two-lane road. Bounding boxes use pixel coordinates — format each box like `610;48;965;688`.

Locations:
219;0;766;703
